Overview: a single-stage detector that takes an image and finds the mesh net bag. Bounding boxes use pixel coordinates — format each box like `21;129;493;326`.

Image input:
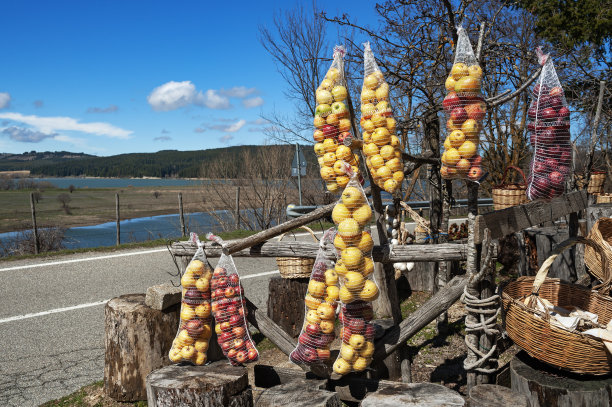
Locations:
360;42;404;194
207;233;259;365
331;165;378;375
441;26;485;181
169;233;214;365
313;45;363;193
526;50;571;200
289;229;339;366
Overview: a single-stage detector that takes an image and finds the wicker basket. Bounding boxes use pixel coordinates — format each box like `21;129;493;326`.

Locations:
597;194;612;204
502;237;612;375
276;226;318;279
585;218;612;283
588;172;607;194
492;166;528;210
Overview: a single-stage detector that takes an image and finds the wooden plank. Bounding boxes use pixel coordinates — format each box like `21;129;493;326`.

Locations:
170;241;467;262
475;190;587;243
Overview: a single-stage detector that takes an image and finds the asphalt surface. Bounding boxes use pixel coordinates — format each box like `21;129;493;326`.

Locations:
0;242;284;406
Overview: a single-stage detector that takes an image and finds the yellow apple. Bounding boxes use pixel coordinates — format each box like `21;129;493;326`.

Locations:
392;171;404;183
320;319;335;334
333;357;352;375
342;247;364;269
371;112;386;128
317;303;335;320
194;339;209;353
458;140;477;159
349;334;365;350
357;232;374;253
305;294;322;310
341;187;364;207
333;159;346;175
339;285;355;303
375;82;390;100
332;203;352;224
363;257;374;277
450;63;469;80
320;166;335;181
326;113;339;126
364;73;379;89
180;305;196;321
340;344;358;362
169;347;182;362
181;271;197;288
338;218;361;240
360;280;379;302
443;137;452;150
445;76;457;91
326;68;339;81
335;260;349;276
461;119;479;138
376;165;392;181
314;143;325;156
334;145;351;162
195;276;209;292
384;158;401;173
320;78;333;90
195;303;211;319
326;286;339;302
180;345;196;360
306;309;321;324
314;115;326;128
468;64;482;78
361;103;376;117
316;89;333;105
327;182;339;192
370;154;385;169
332;85;348;101
376;100;391;115
344;271;365;291
308;280;326;298
455;76;481;93
372;127;391;146
363;142;379;157
194;351;207;365
449;130;465;148
336;175;349;188
379;145;395;160
325;269;339;286
362;131;372;143
384;178;399;193
186;260;204;275
353;356;370;371
386;117;397;132
353;204;372;227
361;88;376;103
360;341;375;358
322;138;337;153
456;158;470;172
444;148;461;165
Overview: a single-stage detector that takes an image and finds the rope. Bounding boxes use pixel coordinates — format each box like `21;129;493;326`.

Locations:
461;287;500;373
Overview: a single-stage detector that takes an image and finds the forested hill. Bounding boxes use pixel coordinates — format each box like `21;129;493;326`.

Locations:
18;145;317;178
0;151;95;171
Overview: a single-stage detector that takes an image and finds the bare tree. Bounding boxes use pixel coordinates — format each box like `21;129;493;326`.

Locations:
57;193;72;214
68;184;75;193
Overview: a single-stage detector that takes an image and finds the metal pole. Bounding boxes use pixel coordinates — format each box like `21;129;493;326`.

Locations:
235;186;240;230
296;143;302;206
178;192;186;237
30;192;39;254
115;193;120;246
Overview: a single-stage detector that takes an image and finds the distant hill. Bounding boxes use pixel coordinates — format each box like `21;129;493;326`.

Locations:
2;145;318;179
0;151;95;171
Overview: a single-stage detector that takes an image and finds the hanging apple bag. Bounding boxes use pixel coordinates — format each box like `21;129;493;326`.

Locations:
207;233;259;365
441;26;485;181
313;45;363;193
526;50;571;200
360;42;404;194
331;165;378;375
169;233;213;365
290;229;339;366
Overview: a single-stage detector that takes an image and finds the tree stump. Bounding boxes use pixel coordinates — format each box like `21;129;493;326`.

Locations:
104;293;179;401
468;384;529;407
255;380;341;407
146;361;252;406
267;276;309;337
360;383;464;406
511;351;612;407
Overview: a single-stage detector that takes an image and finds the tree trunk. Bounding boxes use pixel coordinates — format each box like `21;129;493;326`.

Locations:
468;384;529;407
104;294;179;401
511;351;612;407
146;362;252;407
267;276;309;337
255;380;341;407
360;383;464;406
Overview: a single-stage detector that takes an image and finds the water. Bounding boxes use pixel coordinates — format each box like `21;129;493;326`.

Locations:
29;177;204;189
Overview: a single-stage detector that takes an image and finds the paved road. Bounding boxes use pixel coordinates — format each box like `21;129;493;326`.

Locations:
0;240;289;407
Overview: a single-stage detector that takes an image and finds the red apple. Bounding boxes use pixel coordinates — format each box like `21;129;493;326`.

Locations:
549;86;563;98
321;124;337;139
220;321;231;332
229;315;242;326
450;107;468;124
549;171;564;187
221;341;232;352
236;350;248;363
217;277;228;288
443;92;461;112
468;166;483;181
465;101;486;121
238;307;245;317
225;287;236;298
247;348;258;362
540;107;557;121
338;131;351;144
227;348;238;359
302;348;318;363
185;319;204;337
532;83;549;97
184;288;204;306
548;96;563;110
545;158;559;171
527;104;538;119
306;323;320;336
234;338;245;350
233;326;246;338
298;333;311;346
229;274;240;286
214;288;225;299
316;349;331;360
557;107;570;119
219;331;233;343
346;318;365;334
226;305;238;316
213;267;226;277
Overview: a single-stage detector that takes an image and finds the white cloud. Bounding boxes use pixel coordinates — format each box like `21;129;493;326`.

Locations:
242;97;264;108
196;90;231;109
250;118;269;125
0;112;133;139
147;81;198;111
194;127;206;133
219;87;257;98
87;104;118;113
154;136;172;141
0;93;10;109
220;134;233;143
2;126;56;142
209;119;246;133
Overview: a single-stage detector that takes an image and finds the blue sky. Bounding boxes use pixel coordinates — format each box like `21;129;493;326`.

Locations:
0;0;374;156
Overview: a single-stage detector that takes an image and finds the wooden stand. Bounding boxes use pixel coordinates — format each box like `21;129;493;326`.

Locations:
468;384;528;407
511;351;612;407
104;294;179;402
146;362;252;406
360;383;464;406
267;276;309;337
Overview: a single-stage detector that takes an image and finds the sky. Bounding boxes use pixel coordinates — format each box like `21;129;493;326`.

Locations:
0;0;374;156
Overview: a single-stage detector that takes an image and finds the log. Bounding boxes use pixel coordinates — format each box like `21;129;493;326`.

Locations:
267;276;309;337
360;383;464;406
474;190;588;243
254;364;325;389
255;380;341;407
104;294;179;401
373;275;467;360
468;384;529;407
146;362;252;407
170;241;467;262
586;203;612;233
510;351;612;407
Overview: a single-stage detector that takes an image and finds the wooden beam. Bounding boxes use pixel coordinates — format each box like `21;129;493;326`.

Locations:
474;190;588;243
372;275;468;360
170;241;467;262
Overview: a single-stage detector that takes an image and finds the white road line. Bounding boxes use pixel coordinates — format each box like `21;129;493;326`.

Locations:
0;270;280;323
0;248;168;272
0;299;110;324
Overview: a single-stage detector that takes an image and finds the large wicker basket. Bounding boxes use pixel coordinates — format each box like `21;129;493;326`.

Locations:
588;171;607;194
492;166;528;210
585;218;612;283
502;237;612;375
597;194;612;204
276;226;318;279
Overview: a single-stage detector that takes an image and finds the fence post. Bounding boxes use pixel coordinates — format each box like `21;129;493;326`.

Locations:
116;193;120;246
30;192;39;254
178;192;186;237
235;186;240;230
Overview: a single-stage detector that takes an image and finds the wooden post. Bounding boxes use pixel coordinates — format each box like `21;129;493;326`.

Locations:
30;192;39;254
235;186;241;230
437;180;452;331
466;181;480;390
586;80;606;207
178;192;186;237
115;193;120;246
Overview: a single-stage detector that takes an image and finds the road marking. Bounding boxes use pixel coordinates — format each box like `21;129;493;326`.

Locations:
0;299;110;324
0;270;280;324
0;248;168;272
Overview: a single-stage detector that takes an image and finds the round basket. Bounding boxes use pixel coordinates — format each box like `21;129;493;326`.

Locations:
502;237;612;375
492;166;528;210
596;194;612;204
588;172;606;194
276;226;318;279
585;218;612;283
